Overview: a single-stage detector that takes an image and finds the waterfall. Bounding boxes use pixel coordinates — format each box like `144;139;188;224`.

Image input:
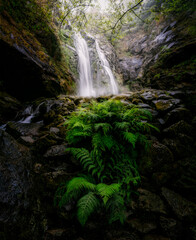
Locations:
95;40;119;95
74;32;95;97
74;32;119;97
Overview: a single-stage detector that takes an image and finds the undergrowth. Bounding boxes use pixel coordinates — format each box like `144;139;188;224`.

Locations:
55;100;158;226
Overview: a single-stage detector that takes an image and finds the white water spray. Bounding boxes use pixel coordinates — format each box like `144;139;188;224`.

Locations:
95;40;118;95
74;32;119;97
74;32;95;97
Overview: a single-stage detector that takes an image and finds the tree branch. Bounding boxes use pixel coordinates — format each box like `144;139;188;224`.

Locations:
60;4;92;28
112;0;144;31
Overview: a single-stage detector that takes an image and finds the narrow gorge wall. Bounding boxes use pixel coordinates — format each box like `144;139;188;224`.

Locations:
115;1;196;91
0;3;74;102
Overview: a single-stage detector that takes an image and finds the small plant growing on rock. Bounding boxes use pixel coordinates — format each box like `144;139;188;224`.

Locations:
55;100;158;225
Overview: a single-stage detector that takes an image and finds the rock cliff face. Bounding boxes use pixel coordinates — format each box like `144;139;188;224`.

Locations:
115;1;196;91
0;10;74;102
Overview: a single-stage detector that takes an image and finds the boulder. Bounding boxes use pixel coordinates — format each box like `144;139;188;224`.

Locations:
152;99;180;112
134;188;167;214
143;234;171;240
43;144;68;159
163;120;194;137
128;218;157;233
163;134;194;159
141;91;158;101
0;129;33;237
0;92;22;125
45;228;76;240
140;141;173;174
164;107;192;126
162;187;196;219
6;121;43;138
160;216;180;239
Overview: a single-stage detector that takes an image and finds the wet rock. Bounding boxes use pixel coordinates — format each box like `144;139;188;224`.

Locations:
34;163;43;174
0;92;22;124
152;172;170;187
158;118;165;125
46;228;67;238
157;94;172;100
20;136;36;145
147;109;159;118
6;121;43;138
140;141;173;174
50;127;60;134
143;234;171;240
43;144;68;159
106;229;140;240
163;134;194;158
44;110;56;125
168;90;185;99
137;103;152;109
119;57;143;82
141;91;158;101
152;99;180;112
162;187;196;219
0;129;32;226
135;188;167;214
164;107;192;126
160;216;180;238
34;134;59;154
163;120;194;137
172;157;196;202
132;98;143;104
128;218;157;233
45;228;76;240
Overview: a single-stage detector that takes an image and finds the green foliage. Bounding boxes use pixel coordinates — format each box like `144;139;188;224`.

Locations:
65;100;157;184
1;0;60;58
55;177;125;226
55;100;158;225
156;0;196;15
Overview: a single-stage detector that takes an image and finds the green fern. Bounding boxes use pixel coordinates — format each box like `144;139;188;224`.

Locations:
55;99;159;225
106;194;126;224
96;183;121;205
58;177;96;207
122;132;138;148
77;192;100;226
55;177;124;226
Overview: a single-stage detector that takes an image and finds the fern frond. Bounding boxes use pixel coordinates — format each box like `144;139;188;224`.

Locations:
96;183;121;205
61;177;96;206
114;121;130;131
92;133;117;151
94;123;112;135
145;123;160;132
77;192;100;226
123;132;138;148
106;194;126;224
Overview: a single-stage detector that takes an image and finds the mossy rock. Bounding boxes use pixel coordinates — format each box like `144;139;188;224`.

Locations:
140;141;174;175
163;120;194;137
33;133;59;155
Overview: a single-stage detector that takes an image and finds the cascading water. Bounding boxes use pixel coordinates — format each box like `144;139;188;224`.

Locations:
95;40;119;95
74;32;119;97
74;32;95;97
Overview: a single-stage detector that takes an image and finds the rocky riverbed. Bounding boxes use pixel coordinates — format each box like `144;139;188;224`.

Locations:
0;88;195;240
